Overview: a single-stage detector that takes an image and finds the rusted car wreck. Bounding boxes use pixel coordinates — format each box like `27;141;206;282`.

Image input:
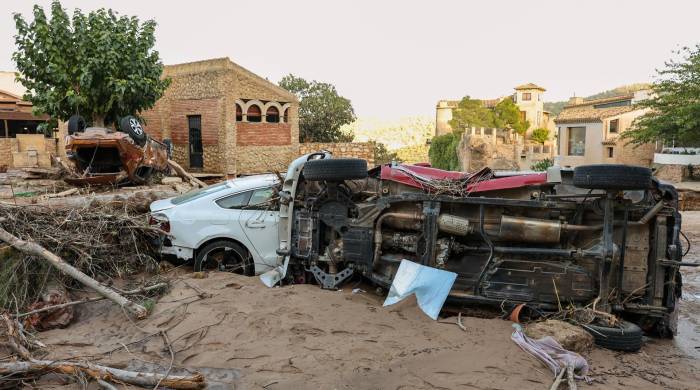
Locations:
63;115;169;185
261;154;687;350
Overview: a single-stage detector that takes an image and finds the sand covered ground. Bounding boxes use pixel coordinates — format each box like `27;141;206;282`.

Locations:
24;212;700;389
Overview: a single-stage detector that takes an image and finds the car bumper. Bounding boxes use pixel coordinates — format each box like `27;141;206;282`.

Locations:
154;236;194;261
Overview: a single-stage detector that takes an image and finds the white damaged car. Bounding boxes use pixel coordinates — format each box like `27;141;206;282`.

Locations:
149;174;280;275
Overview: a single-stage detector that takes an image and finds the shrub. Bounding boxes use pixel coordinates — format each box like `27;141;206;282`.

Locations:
429;132;462;171
531;158;553;171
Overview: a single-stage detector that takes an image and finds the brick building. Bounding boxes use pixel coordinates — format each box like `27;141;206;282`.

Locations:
0;71;54;168
141;57;300;176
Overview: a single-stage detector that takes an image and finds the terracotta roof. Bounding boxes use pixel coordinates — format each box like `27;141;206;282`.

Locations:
0;71;26;98
514;83;546;91
555;95;637;124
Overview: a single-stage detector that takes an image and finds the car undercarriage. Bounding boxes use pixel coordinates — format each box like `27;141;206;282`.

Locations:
273;156;685;339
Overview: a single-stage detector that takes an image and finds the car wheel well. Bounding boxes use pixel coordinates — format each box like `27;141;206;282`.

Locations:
195;237;251;259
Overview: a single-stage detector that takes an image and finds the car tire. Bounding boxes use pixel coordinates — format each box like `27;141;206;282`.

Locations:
303;158;368;181
67;115;86;135
194;240;254;276
584;320;643;352
573;164;652;190
119;115;148;146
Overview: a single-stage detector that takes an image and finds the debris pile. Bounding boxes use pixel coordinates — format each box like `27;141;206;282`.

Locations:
0;202;160;311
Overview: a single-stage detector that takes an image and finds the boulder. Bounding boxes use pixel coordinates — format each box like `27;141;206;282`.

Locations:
525;319;594;353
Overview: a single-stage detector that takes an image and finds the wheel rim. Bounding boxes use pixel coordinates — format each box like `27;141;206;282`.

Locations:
129;118;144;136
200;245;250;274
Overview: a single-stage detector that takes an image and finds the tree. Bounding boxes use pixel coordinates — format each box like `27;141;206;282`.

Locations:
448;96;495;132
13;1;170;127
493;98;529;135
371;141;402;165
428;132;462;171
530;127;550;145
278;74;355;142
624;45;700;145
449;96;529;135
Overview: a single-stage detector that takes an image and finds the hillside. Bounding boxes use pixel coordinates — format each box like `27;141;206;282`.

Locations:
544;83;652;116
341;116;435;150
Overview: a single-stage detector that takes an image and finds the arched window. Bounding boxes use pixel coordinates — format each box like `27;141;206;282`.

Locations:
235;104;243;121
266;106;279;123
283;108;289;123
247;104;261;122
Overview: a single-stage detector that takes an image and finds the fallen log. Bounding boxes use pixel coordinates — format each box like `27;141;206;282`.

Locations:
0;359;205;389
0;227;148;319
42;188;79;199
40;187;178;212
15;282;169;319
168;160;206;188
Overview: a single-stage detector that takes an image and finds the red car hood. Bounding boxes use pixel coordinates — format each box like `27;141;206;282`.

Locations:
374;164;547;193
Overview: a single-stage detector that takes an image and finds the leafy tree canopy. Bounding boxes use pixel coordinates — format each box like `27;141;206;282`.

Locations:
493;98;529;135
13;1;170;126
428;132;461;171
371;141;402;165
279;74;355;142
624;45;700;146
448;96;528;135
530;127;550;145
448;97;495;131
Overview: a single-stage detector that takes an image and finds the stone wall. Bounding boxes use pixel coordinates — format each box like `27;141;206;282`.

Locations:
299;142;375;167
0;139;14;168
653;164;700;183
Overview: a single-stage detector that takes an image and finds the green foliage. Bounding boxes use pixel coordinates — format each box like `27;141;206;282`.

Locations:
530;127;550;144
624;46;700;146
279;74;355;142
493;98;529;135
531;158;553;172
12;1;170;126
543;101;567;116
449;96;528;135
428;132;461;171
448;96;495;130
371;141;402;165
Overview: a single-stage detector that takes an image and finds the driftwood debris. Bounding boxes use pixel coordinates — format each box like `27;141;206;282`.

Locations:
0;360;206;389
0;227;148;319
16;282;168;319
42;188;79;199
1;312;205;389
168;159;206;188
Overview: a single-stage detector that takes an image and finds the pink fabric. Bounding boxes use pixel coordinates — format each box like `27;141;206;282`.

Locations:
510;324;590;381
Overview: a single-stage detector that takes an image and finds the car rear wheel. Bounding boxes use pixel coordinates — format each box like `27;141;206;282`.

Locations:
119;115;148;146
584;320;643;352
303;158;368;181
194;240;254;276
573;164;652;190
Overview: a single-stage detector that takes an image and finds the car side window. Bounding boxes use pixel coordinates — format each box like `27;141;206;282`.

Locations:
216;191;252;209
247;187;277;210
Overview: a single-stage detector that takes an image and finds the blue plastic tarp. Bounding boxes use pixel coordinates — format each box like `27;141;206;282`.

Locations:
382;259;457;320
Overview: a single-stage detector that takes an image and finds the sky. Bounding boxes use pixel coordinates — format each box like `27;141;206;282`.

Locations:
1;0;699;119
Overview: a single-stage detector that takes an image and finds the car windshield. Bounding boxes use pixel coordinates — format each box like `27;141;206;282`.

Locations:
171;182;231;205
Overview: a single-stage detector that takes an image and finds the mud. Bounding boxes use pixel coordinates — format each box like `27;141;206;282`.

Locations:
34;242;700;390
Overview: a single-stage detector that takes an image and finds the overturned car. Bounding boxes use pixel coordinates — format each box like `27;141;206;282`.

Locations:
263;153;686;346
64;115;169;185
